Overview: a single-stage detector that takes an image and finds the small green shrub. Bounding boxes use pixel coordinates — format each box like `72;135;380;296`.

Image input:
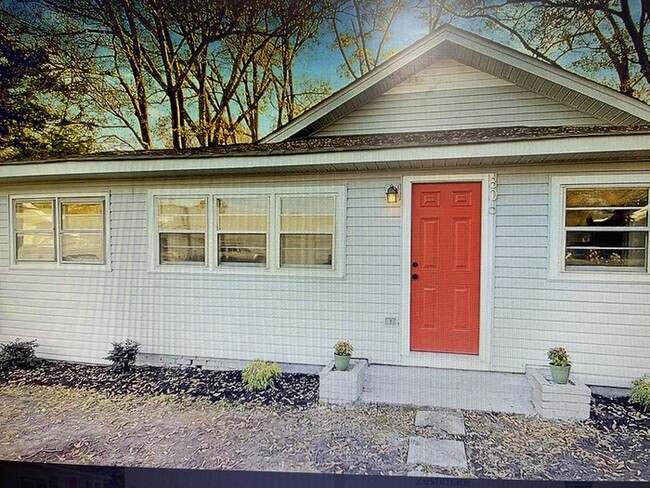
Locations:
105;339;140;373
548;347;570;367
242;360;282;392
630;376;650;412
0;339;39;370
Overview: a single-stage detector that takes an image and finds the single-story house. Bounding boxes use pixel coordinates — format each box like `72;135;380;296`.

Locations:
1;25;648;389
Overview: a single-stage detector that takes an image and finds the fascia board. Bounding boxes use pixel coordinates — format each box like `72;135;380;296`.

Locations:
448;29;650;123
261;30;451;143
1;134;648;181
263;27;650;143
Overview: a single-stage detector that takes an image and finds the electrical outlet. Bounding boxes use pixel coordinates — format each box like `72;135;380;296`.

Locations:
384;317;398;326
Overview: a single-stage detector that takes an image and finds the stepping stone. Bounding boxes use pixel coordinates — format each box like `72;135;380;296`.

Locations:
407;471;450;478
407;437;468;469
415;410;466;436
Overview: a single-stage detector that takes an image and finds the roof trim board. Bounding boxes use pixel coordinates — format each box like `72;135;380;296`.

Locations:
2;132;648;182
262;25;650;143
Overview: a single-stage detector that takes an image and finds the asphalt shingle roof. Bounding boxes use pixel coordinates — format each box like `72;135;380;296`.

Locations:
2;125;649;165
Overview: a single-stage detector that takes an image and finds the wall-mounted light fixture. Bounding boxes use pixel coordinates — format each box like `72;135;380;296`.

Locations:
385;184;400;205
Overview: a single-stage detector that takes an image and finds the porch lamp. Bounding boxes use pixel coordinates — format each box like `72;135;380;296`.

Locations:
385;185;400;205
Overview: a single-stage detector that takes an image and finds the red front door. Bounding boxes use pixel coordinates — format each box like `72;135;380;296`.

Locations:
410;182;482;354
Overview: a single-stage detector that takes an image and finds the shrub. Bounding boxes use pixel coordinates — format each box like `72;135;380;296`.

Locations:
548;347;570;367
105;339;140;373
334;340;353;356
630;376;650;412
242;360;282;392
0;339;39;370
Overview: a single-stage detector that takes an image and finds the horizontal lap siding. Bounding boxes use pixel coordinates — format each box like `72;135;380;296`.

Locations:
317;59;605;136
0;179;402;367
492;174;650;388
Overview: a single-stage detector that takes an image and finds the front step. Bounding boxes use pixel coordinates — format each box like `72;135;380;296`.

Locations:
359;364;536;415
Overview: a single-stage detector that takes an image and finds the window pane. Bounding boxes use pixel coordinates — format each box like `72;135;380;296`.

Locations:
281;196;335;215
566;188;648;208
566;209;647;227
280;234;332;267
218;197;267;231
280;197;335;232
61;202;103;230
16;233;55;261
160;233;205;264
61;233;103;262
566;231;646;248
14;201;53;231
218;234;266;265
158;198;206;231
566;248;646;267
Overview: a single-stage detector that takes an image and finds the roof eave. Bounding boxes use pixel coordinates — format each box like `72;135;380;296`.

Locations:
1;133;648;183
261;25;650;143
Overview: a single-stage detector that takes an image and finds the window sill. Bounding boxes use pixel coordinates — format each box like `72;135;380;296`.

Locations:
148;265;345;279
9;262;112;272
549;268;650;283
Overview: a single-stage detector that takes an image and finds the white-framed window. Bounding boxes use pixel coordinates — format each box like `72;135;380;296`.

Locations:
278;195;335;268
217;196;268;267
149;186;346;276
550;174;650;282
155;196;207;265
11;194;108;267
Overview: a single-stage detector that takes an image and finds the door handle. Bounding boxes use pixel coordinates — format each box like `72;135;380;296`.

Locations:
412;273;419;280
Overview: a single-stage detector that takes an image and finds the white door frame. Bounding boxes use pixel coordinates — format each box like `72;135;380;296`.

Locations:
400;174;496;370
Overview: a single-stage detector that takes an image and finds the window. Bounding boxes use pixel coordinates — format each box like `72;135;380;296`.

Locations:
14;200;55;261
12;195;107;266
550;175;650;281
150;187;345;275
279;196;335;268
156;197;207;265
217;197;268;266
564;188;648;269
60;199;105;263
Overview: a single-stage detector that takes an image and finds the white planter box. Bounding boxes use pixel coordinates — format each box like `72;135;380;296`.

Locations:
526;366;591;420
319;359;368;404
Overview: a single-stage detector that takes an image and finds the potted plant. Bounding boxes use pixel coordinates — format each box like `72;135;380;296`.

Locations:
548;347;571;384
333;340;353;371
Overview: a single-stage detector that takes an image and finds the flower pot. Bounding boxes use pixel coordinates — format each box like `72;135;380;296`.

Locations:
334;354;351;371
550;364;571;384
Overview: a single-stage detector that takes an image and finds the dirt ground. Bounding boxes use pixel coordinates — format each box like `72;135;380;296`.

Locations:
0;385;648;480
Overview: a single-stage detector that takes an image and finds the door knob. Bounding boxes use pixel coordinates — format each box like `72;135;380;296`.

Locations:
412;273;419;280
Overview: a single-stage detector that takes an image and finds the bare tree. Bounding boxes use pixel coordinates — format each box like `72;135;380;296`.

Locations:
431;0;650;101
329;0;409;79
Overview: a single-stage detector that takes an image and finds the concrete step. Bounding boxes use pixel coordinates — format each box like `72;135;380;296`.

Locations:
360;364;536;415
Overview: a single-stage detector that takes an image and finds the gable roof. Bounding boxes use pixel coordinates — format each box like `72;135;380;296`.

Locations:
262;24;650;143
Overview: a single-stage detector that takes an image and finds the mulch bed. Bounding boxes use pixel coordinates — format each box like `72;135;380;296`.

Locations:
0;359;319;408
590;394;649;432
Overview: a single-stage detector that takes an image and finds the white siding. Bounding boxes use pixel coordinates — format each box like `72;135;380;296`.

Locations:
317;59;607;137
1;169;648;388
492;173;650;388
0;178;403;367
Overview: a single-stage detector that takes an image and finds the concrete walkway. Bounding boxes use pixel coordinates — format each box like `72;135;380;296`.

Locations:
360;364;536;415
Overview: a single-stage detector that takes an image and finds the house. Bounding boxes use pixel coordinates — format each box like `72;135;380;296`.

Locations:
1;25;648;390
